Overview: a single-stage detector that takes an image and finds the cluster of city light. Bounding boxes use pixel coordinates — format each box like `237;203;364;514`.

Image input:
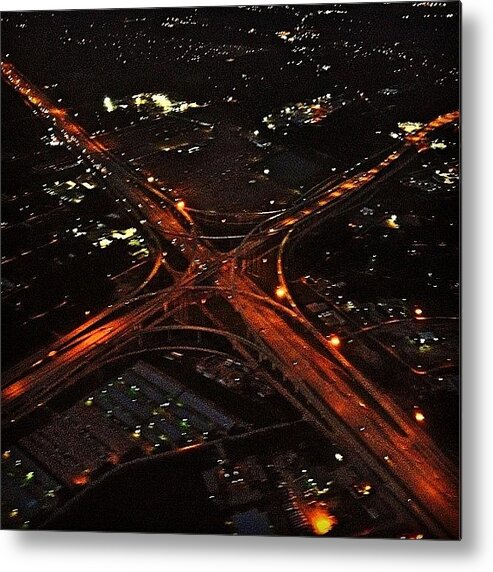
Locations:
354;482;372;496
262;93;345;131
103;92;202;115
103;96;116;112
398;121;424;133
151;93;173;112
385;214;400;229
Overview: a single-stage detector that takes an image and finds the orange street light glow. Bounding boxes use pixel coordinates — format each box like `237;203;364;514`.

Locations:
415;412;425;422
309;507;338;535
414;308;423;316
147;176;155;183
176;200;186;210
72;473;89;486
275;286;286;298
329;334;341;347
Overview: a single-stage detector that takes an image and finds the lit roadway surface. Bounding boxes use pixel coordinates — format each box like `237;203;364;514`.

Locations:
1;61;213;385
227;278;458;538
2;61;459;538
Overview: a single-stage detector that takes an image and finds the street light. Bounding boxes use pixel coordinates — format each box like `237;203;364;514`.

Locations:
329;334;341;347
414;307;423;316
275;286;286;298
176;200;186;210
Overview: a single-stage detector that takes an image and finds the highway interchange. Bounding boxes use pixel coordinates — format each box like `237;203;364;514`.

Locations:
2;61;459;538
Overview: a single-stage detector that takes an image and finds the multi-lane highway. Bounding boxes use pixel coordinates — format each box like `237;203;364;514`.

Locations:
223;270;459;538
1;61;460;537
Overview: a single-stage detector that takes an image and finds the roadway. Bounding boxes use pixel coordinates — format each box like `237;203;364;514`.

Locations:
219;269;459;538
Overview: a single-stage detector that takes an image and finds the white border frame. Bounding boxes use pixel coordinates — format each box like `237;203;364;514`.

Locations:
2;1;492;570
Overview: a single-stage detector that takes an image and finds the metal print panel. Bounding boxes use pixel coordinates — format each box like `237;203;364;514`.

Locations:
1;2;460;539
